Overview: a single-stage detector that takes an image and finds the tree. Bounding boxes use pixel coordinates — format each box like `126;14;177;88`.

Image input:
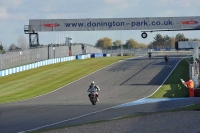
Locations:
95;38;104;48
163;35;173;48
0;44;5;53
113;40;122;47
103;37;112;48
125;38;139;49
0;44;3;51
163;35;170;41
95;37;112;49
147;42;153;49
152;34;164;49
175;33;186;41
9;43;19;51
17;35;28;49
138;43;147;48
168;37;175;48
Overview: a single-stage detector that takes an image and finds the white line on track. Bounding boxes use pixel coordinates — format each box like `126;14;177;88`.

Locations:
18;106;115;133
18;56;181;133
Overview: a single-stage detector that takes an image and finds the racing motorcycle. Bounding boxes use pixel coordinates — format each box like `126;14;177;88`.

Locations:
164;56;169;63
165;58;168;63
148;52;152;59
89;92;98;105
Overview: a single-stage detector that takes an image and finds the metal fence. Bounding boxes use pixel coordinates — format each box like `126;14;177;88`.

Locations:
0;44;102;70
4;47;191;71
0;47;49;70
102;48;192;56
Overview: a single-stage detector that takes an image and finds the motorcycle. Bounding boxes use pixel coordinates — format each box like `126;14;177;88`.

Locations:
148;52;152;58
89;92;98;105
165;58;168;63
164;56;169;63
148;54;151;58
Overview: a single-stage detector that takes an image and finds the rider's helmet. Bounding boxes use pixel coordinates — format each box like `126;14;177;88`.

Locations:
91;81;95;86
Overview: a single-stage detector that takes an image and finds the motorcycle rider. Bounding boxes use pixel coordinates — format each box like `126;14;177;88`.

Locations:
164;55;169;63
148;52;152;58
184;78;194;97
87;81;100;101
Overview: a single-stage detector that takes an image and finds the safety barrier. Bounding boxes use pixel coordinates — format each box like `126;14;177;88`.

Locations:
103;53;111;57
90;53;103;58
0;53;111;77
0;56;76;77
76;54;91;59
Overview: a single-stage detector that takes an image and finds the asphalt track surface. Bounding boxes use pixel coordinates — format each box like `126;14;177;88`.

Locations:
1;55;200;133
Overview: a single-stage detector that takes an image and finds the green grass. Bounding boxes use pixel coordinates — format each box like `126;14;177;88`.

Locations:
150;59;190;98
0;56;132;104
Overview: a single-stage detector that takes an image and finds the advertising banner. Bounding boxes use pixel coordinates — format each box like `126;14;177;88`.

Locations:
29;16;200;32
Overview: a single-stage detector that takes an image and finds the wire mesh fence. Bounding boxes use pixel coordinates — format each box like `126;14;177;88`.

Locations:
0;44;102;70
102;48;192;56
2;46;190;71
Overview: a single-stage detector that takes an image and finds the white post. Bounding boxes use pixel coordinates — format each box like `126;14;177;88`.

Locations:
53;46;55;58
192;42;200;88
120;31;123;56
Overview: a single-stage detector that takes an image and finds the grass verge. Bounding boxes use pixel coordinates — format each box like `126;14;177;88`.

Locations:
0;56;132;104
149;59;190;98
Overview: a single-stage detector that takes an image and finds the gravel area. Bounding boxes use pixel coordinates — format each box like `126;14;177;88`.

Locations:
43;111;200;133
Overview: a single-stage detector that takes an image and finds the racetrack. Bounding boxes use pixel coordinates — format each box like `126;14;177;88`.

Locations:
1;55;198;133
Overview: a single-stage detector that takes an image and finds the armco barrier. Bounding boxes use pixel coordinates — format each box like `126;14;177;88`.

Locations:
76;54;91;60
91;53;103;58
103;53;111;57
76;55;84;59
84;54;91;59
0;56;76;77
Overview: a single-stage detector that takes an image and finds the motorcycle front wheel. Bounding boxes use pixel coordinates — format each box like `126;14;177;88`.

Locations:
90;97;97;105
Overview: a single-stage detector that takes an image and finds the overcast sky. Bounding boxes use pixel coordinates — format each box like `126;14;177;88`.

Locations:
0;0;200;47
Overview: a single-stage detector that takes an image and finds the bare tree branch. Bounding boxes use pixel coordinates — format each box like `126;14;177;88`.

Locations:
17;35;28;49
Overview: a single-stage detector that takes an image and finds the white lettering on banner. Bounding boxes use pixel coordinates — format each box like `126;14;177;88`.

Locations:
29;16;200;32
